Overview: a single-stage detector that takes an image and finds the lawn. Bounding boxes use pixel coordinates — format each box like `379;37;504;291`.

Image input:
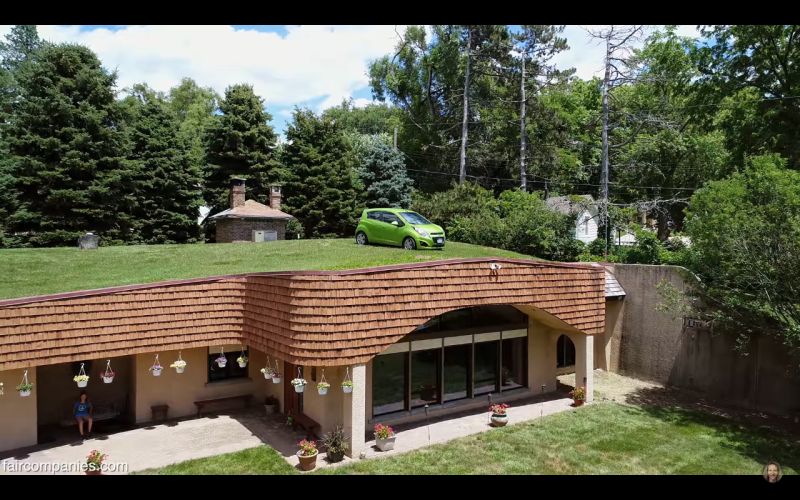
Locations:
0;239;529;300
138;403;800;475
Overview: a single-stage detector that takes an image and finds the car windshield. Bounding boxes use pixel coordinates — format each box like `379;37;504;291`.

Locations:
399;212;431;225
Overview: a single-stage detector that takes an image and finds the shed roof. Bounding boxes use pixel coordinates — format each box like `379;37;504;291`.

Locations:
209;199;293;220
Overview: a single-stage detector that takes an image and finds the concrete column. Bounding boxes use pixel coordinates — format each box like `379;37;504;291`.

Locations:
574;334;594;402
342;364;366;458
0;367;38;452
528;321;557;395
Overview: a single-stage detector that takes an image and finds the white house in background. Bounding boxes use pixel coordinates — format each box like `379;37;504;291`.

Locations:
545;195;598;244
612;228;637;246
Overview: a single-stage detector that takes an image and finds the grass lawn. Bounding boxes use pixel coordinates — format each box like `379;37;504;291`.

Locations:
138;403;800;475
0;239;529;300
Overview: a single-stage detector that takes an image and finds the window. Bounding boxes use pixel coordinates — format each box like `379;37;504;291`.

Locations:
443;344;470;402
474;341;498;396
208;349;249;382
399;212;432;225
501;338;526;390
556;335;576;368
411;349;440;407
367;211;382;221
373;352;407;416
383;213;403;226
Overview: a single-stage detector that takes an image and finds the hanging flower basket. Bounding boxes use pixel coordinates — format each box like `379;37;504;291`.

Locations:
260;367;274;380
292;378;307;393
341;380;353;394
150;365;162;376
317;382;330;396
17;382;33;397
74;375;90;388
215;355;227;368
237;355;248;368
101;360;115;383
272;373;282;384
170;360;187;373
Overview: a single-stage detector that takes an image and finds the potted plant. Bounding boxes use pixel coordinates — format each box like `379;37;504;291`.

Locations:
374;423;396;452
489;403;509;427
272;371;282;384
291;378;307;393
317;381;330;396
170;359;187;373
16;382;33;397
264;395;279;415
85;450;106;475
73;374;90;388
341;380;353;394
260;366;274;380
322;425;348;463
237;355;248;368
570;386;586;407
297;439;318;471
102;369;115;384
149;362;163;377
215;354;227;368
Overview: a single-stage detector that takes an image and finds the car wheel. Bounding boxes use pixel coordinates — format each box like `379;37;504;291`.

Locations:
356;232;368;245
403;237;417;250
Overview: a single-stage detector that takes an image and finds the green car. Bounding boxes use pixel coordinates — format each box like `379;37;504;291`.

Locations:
355;208;446;250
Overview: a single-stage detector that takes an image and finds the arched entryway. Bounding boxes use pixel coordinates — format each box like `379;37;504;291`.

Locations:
556;334;576;373
370;305;530;418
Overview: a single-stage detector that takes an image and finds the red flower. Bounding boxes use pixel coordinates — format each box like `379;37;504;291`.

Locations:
374;423;394;439
489;403;509;415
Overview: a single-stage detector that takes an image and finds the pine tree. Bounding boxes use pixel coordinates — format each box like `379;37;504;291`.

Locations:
282;109;361;237
5;43;133;247
123;84;203;244
204;84;283;216
353;134;413;208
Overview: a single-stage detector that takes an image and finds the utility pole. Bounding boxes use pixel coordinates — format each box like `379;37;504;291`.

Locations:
600;36;611;259
459;26;471;184
519;55;527;191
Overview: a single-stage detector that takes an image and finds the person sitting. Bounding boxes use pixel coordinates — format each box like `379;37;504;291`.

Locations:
74;391;94;438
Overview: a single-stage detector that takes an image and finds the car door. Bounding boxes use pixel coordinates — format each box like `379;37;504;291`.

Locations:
363;211;383;242
368;211;390;244
381;212;406;246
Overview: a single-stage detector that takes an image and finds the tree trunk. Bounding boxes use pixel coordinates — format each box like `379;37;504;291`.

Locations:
459;27;471;184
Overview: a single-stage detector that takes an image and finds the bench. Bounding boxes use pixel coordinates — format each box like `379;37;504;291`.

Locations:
193;394;252;417
59;403;121;427
291;413;321;440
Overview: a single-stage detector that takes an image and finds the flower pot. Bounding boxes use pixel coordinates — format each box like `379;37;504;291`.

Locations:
342;385;353;394
375;436;396;452
272;376;281;384
216;359;227;368
297;450;318;471
294;384;305;393
151;368;162;377
262;372;271;380
76;380;88;388
19;390;31;397
238;361;247;368
264;404;278;415
175;366;185;374
573;399;584;407
490;414;508;427
326;450;345;463
318;387;328;396
102;376;114;384
85;469;102;476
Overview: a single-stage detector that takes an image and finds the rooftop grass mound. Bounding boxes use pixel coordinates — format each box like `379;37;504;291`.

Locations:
0;239;531;301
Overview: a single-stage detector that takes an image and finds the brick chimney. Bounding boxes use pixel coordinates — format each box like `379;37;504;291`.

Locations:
269;184;282;210
230;177;246;209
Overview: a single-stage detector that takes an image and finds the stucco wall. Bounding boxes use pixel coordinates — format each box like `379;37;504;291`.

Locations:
216;219;287;243
300;365;347;435
611;263;800;416
0;368;38;452
133;346;269;423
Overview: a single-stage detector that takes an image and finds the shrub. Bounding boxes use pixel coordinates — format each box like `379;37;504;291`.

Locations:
321;425;349;461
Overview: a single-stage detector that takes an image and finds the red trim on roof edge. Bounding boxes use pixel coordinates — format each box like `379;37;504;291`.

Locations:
0;257;601;308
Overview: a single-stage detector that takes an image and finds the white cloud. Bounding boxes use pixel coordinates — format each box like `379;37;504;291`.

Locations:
34;25;406;113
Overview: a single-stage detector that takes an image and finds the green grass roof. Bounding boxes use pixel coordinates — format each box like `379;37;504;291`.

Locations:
0;239;531;301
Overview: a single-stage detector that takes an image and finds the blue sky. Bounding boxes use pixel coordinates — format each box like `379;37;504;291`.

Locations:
0;25;700;136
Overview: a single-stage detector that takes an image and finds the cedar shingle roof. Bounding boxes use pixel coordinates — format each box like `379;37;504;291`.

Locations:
0;258;606;370
209;199;293;220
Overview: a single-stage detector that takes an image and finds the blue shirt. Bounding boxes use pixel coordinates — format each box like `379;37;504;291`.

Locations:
74;401;92;416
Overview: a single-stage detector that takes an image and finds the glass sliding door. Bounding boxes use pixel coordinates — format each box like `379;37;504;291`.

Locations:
372;352;407;416
474;341;498;396
410;349;440;407
443;344;470;402
501;337;526;390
